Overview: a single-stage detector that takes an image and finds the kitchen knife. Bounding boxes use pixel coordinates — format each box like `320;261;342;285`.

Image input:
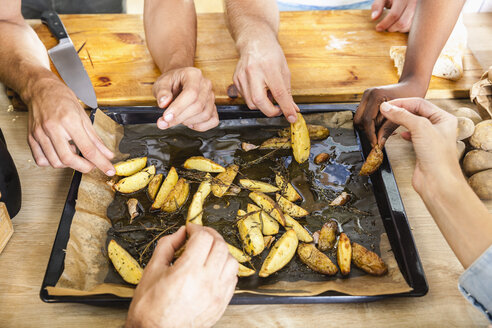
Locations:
41;11;98;109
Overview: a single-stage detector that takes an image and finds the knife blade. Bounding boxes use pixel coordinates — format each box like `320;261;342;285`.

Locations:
41;11;98;109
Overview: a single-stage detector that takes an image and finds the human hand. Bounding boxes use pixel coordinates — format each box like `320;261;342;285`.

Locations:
27;78;115;175
371;0;418;33
126;224;238;328
379;98;461;194
153;67;219;132
234;33;299;123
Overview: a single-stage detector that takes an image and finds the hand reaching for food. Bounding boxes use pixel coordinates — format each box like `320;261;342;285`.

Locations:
371;0;418;33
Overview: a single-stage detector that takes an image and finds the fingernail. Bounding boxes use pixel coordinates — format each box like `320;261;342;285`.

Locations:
159;96;168;106
164;113;174;122
371;11;378;19
287;114;297;123
106;169;115;176
157;120;168;129
380;102;392;112
188;124;194;129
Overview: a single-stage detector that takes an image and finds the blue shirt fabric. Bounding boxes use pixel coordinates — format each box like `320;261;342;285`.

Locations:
458;244;492;322
277;0;373;11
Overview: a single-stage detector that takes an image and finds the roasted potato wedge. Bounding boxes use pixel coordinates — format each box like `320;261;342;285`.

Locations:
263;235;275;249
259;137;291;150
186;173;212;225
161;178;190;213
352;242;388;276
284;213;313;243
275;173;301;202
114;165;155;194
212;164;239;197
227;243;251;263
183;156;225;173
291;112;311;163
247;203;279;235
151;167;179;210
275;194;309;217
359;145;383;176
318;220;338;251
238;263;256;277
237;209;265;256
114;157;147;176
329;191;351;206
249;191;286;226
279;124;330;140
337;233;352;275
108;239;143;285
259;229;298;277
147;174;163;201
240;179;279;193
298;243;338;275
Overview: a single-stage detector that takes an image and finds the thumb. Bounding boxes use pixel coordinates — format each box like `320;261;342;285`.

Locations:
380;102;426;135
153;75;175;109
371;0;386;20
147;226;187;268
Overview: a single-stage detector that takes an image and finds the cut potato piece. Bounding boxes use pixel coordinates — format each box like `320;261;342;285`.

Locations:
318;220;338;251
147;174;163;201
161;178;190;212
259;137;291;150
183;156;225;173
247;203;279;235
152;167;179;210
108;239;143;285
186;174;212;225
114;157;147;176
249;191;286;226
275;173;301;202
238;263;256;277
329;191;351;206
212;165;239;197
291;113;311;163
352;242;388;276
263;235;275;249
275;194;309;217
259;229;298;277
359;145;383;176
337;233;352;275
298;243;338;275
279;124;330;140
240;179;279;193
114;165;155;194
227;243;251;263
284;214;313;243
237;209;265;256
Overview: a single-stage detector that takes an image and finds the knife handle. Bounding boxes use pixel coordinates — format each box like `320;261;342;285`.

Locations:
40;11;68;40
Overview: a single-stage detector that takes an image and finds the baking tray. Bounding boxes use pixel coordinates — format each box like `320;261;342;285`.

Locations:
40;104;428;305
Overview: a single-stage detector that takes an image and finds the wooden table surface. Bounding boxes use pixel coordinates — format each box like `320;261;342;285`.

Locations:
1;12;492;328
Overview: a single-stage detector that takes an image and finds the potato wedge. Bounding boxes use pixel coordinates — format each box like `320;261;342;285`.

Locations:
329;191;351;206
183;156;225;173
279;124;330;140
352;242;388;276
275;193;309;217
259;137;291;150
275;173;301;202
298;243;338;275
318;220;338;251
238;263;256;277
114;157;147;176
249;191;286;226
263;235;275;249
259;229;298;277
212;165;239;197
186;174;212;225
291;112;311;163
114;165;155;194
227;243;251;263
237;210;265;256
147;174;163;201
151;167;179;210
284;213;313;243
240;179;279;193
108;239;143;285
161;178;190;212
337;233;352;275
248;203;279;235
359;145;383;176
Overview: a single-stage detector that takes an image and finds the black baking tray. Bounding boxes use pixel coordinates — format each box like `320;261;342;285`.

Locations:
40;104;428;305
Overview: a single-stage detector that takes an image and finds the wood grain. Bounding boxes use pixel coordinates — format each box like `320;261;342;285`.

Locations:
0;202;14;254
28;11;483;109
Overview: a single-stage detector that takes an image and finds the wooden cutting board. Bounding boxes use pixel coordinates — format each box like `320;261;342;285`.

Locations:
31;11;482;107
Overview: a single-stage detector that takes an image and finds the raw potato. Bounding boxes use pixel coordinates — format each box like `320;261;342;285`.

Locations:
259;229;298;277
239;179;279;193
298;243;338;275
456;140;466;160
275;173;301;202
468;169;492;199
359;145;383;176
249;191;286;226
238;263;256;277
463;150;492;176
291;113;311;163
284;213;313;243
248;203;279;236
445;107;483;125
161;178;190;212
114;157;147;176
314;153;330;164
114;165;155;194
237;209;265;256
212;165;239;197
329;191;350;206
227;243;251;263
108;239;143;285
186;173;212;225
279;124;330;140
183;156;225;173
352;242;388;276
318;220;338;251
147;174;163;201
275;194;309;217
470;120;492;151
152;167;179;210
259;137;291;150
456;117;475;141
337;233;352;276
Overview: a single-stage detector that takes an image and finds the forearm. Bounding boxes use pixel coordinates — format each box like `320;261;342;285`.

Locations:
400;0;465;89
143;0;196;73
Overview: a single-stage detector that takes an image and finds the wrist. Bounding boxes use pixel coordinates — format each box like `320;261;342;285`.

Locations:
158;52;194;74
19;68;60;104
417;166;467;202
397;75;429;97
235;23;278;54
